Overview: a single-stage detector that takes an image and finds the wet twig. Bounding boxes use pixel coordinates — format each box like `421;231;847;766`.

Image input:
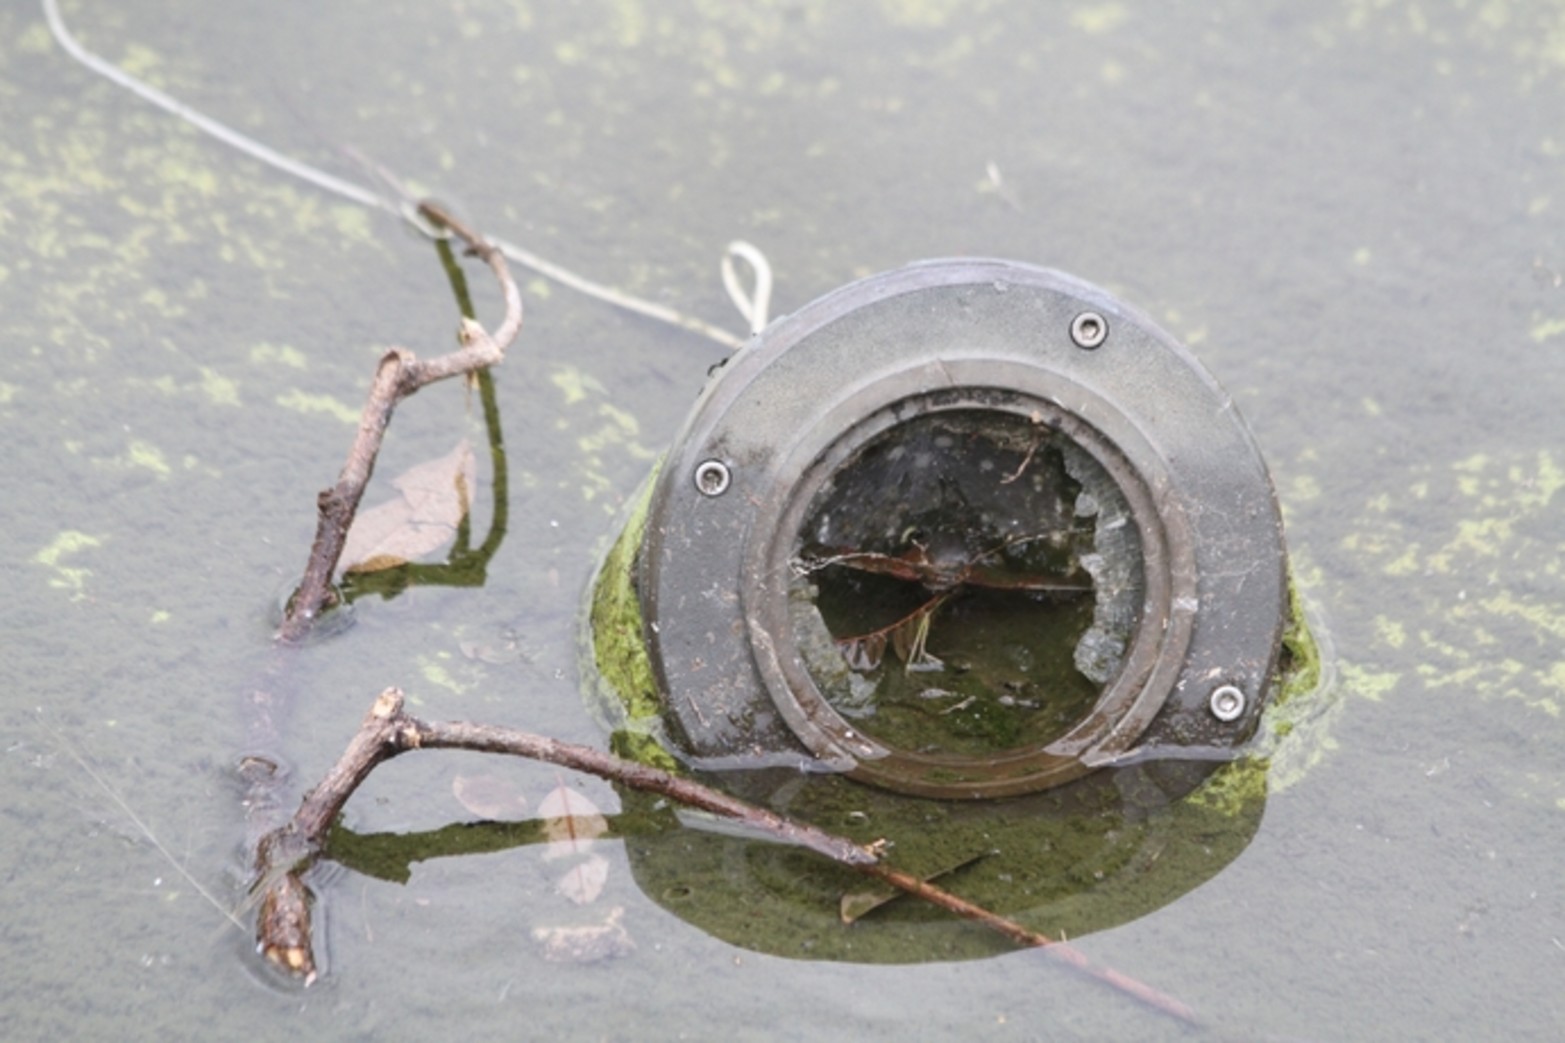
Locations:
252;689;1200;1027
276;201;522;643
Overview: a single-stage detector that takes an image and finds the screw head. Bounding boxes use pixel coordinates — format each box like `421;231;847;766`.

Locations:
694;459;731;497
1208;684;1246;722
1070;311;1108;349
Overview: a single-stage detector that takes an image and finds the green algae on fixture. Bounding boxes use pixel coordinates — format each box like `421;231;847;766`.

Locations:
584;469;678;772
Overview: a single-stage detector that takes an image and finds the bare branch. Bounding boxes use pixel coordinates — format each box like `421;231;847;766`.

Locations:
251;689;1200;1027
277;205;522;643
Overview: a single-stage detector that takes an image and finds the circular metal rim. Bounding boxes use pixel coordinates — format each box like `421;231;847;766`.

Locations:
636;257;1287;799
743;371;1197;798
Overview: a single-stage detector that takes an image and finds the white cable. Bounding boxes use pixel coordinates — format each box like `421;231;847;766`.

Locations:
42;0;758;349
42;0;392;213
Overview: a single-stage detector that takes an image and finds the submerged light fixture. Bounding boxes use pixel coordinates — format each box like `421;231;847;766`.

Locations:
591;258;1293;800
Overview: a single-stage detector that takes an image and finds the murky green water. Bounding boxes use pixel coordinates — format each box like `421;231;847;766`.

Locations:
4;2;1563;1040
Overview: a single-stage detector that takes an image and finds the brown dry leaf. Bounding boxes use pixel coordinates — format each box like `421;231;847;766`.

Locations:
556;853;610;905
836;593;949;673
838;889;888;925
339;440;478;574
451;773;529;820
537;784;608;861
838;850;991;924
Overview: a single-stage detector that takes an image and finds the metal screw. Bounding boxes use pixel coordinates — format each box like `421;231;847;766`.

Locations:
1209;684;1246;722
1070;311;1108;349
693;459;731;497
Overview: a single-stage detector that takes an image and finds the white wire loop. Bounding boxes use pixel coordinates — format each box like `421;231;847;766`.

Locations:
721;241;774;337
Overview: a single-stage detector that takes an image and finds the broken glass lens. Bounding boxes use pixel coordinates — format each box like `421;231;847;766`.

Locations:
789;409;1144;758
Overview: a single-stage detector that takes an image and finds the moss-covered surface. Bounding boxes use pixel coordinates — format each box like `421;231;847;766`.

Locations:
583;465;680;771
1183;568;1330;817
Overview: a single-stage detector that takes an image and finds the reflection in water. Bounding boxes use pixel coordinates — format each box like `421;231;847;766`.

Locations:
325;756;1270;964
316;593;1329;969
618;759;1267;963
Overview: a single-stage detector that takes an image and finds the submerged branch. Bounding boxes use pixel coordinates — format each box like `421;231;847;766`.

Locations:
276;202;521;643
252;689;1200;1027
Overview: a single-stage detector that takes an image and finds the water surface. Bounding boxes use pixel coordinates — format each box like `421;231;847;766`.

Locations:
3;2;1563;1040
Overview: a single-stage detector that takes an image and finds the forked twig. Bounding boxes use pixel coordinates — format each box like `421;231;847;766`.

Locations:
252;689;1200;1028
276;201;521;643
